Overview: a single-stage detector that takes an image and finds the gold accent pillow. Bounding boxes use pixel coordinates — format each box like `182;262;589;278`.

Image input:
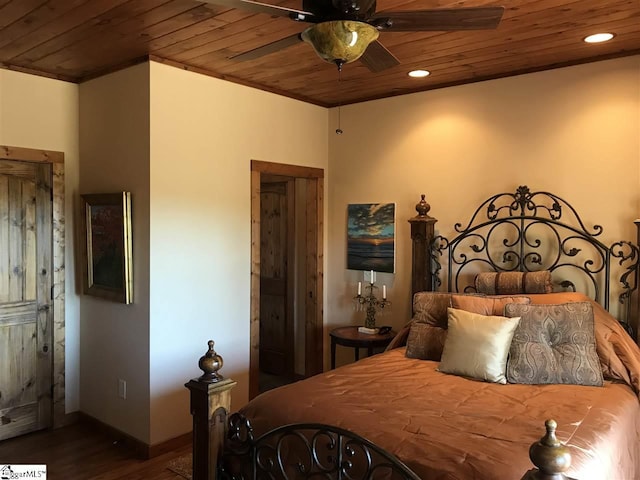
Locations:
438;308;521;384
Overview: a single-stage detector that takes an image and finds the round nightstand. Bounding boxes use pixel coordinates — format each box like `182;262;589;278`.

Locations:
329;326;396;369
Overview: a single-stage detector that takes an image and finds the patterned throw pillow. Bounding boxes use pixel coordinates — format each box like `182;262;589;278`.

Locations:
504;302;603;386
475;271;553;295
438;308;521;384
405;323;448;361
406;292;452;361
412;292;452;327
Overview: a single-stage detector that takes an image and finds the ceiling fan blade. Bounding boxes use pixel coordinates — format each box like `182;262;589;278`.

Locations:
372;6;504;31
231;33;302;61
359;41;400;73
200;0;316;21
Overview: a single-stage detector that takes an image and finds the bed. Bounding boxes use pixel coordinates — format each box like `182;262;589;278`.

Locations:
188;186;640;480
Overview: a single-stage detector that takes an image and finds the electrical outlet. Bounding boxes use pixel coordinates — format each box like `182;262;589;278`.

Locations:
118;379;127;399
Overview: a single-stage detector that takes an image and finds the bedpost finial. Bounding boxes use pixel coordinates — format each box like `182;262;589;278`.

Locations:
542;419;559;447
197;339;224;383
528;419;571;475
416;194;430;217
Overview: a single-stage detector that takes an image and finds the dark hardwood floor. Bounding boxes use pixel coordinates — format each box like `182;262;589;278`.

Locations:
0;421;190;479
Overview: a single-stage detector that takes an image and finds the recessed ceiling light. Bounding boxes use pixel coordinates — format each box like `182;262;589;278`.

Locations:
583;33;615;43
408;70;430;78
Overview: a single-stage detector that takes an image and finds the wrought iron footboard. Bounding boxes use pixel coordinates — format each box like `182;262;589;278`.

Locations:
219;412;421;480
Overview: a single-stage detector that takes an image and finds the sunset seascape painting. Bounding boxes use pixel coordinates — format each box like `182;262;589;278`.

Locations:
347;203;395;273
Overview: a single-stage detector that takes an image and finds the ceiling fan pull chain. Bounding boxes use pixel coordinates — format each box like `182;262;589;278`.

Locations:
336;68;343;135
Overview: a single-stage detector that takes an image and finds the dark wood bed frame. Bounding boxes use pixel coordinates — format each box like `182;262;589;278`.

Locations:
186;185;640;480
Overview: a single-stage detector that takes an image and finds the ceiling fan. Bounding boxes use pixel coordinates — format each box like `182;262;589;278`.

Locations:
201;0;504;72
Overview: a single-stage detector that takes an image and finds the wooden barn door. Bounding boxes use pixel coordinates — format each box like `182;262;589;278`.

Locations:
259;178;295;379
0;159;53;441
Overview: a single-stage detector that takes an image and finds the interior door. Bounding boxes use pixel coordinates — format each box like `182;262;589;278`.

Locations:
0;159;53;441
259;179;295;378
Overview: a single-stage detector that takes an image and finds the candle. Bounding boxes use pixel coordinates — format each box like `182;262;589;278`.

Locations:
370;270;374;284
357;282;362;296
383;285;386;299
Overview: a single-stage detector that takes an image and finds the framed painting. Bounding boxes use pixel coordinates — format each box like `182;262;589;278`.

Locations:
81;192;133;304
347;203;395;273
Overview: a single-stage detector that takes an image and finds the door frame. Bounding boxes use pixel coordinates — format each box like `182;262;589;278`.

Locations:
250;160;324;399
0;145;65;428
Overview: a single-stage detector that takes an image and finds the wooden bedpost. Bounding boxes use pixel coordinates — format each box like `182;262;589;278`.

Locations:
185;340;236;480
409;194;438;298
634;219;640;343
521;419;575;480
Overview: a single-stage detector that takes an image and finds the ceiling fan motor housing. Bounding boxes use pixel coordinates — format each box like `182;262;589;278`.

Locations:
303;0;377;20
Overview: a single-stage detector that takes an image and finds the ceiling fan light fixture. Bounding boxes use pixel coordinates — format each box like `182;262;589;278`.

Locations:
301;20;379;65
583;33;615;43
408;69;430;78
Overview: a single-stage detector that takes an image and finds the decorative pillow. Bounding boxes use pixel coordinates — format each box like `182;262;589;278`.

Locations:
451;294;531;316
504;302;603;386
438;308;521;384
412;292;452;328
475;271;553;295
406;323;448;361
407;293;453;361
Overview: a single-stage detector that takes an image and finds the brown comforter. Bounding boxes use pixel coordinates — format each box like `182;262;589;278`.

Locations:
241;293;640;479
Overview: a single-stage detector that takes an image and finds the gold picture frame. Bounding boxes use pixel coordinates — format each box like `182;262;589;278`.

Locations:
81;192;133;304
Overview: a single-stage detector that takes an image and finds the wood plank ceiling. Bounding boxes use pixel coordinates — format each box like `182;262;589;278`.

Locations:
0;0;639;107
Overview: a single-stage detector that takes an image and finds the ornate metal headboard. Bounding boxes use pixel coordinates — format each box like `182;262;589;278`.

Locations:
409;186;640;336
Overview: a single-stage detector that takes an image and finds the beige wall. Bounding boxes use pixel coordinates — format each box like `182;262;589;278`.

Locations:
327;55;640;367
0;70;81;413
148;61;328;444
78;64;151;442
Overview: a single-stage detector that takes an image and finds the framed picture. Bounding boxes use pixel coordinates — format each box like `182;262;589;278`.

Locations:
81;192;133;304
347;203;395;273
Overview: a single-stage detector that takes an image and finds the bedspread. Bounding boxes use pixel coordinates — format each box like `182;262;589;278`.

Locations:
242;349;640;479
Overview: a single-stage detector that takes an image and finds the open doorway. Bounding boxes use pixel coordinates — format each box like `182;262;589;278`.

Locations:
250;160;324;399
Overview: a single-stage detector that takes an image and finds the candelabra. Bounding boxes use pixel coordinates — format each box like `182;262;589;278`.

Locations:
355;281;391;329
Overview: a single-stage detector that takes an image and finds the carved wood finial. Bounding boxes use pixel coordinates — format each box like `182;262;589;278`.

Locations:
415;194;430;217
197;340;224;383
527;419;572;479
